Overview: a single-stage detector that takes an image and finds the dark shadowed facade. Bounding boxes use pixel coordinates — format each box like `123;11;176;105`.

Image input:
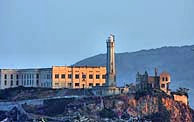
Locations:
136;69;171;95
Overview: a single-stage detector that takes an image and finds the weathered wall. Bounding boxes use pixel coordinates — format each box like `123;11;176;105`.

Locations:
173;94;188;105
52;66;106;89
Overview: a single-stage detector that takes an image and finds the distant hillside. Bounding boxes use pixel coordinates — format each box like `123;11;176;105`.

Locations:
74;45;194;108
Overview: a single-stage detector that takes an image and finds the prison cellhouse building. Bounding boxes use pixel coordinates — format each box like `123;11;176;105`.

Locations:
0;66;106;89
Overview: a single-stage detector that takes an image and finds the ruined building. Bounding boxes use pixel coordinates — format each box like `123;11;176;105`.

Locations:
136;69;171;95
135;69;189;105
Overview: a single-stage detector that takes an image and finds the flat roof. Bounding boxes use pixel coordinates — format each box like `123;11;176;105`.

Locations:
52;65;106;68
0;68;52;70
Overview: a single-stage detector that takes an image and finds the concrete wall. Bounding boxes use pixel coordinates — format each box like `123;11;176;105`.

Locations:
173;94;188;105
160;72;171;94
0;69;19;89
52;66;106;89
39;69;52;88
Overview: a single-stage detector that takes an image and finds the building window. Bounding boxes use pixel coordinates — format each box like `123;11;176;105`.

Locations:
102;75;106;79
16;75;19;79
11;80;13;86
167;83;169;90
68;74;72;79
75;74;79;79
55;74;59;79
96;75;100;79
61;74;65;79
17;80;20;85
89;75;93;79
161;84;165;88
36;74;39;79
11;74;13;79
36;80;39;85
68;83;72;87
55;83;59;86
162;77;165;81
166;77;168;81
4;74;7;79
4;80;7;86
96;83;100;86
82;74;86;79
75;83;79;87
89;83;93;87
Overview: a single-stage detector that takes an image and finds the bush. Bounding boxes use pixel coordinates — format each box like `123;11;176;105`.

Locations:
99;108;116;118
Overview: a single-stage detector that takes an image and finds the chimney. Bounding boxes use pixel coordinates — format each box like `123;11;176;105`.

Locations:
155;68;158;77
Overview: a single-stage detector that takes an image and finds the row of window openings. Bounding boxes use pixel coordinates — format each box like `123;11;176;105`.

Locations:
55;74;106;79
4;80;19;86
22;80;39;86
161;83;169;89
4;74;19;79
23;80;34;86
55;83;100;87
3;81;51;88
4;80;40;86
162;77;169;81
3;74;52;80
4;74;40;79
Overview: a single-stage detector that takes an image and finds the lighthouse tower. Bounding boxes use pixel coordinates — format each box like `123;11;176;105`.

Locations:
106;34;116;87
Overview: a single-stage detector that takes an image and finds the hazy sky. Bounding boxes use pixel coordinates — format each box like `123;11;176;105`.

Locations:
0;0;194;68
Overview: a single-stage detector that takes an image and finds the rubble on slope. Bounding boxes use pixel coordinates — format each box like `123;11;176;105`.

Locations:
0;87;93;101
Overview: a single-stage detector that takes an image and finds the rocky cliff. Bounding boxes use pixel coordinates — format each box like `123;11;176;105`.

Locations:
21;92;194;122
0;87;193;121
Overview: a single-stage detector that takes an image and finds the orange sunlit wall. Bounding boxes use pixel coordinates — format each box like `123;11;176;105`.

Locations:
52;66;106;89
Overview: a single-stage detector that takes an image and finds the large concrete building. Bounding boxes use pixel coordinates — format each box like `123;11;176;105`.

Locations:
52;66;106;89
0;68;52;89
0;66;106;89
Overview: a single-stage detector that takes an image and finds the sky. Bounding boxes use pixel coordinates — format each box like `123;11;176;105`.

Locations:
0;0;194;68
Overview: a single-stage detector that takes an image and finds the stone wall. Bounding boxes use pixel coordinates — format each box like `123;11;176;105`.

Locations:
173;94;188;105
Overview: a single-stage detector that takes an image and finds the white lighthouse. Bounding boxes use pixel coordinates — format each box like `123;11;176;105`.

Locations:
106;34;116;87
